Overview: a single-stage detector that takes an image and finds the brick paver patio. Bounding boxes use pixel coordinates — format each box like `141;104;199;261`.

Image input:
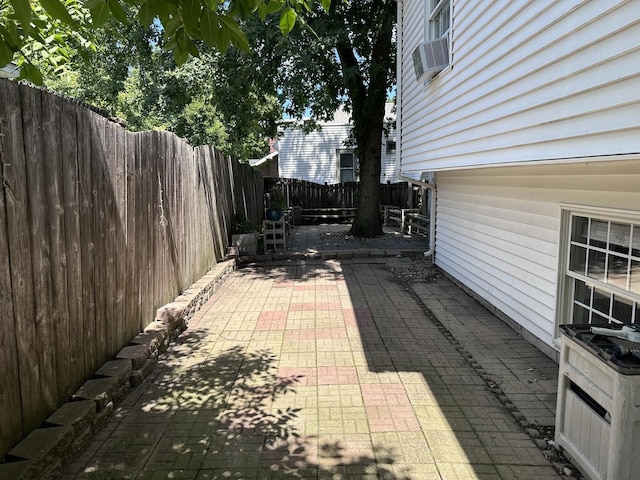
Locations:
62;256;561;479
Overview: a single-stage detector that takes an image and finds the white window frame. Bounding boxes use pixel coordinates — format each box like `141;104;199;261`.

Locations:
337;149;357;183
556;205;640;339
428;0;451;40
421;0;453;82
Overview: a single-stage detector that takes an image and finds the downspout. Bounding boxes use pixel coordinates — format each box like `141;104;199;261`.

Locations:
394;0;436;258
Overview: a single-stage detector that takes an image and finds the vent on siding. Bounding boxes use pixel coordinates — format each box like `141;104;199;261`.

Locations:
411;37;449;82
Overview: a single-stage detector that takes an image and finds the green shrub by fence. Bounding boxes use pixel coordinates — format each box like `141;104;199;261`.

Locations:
0;79;263;458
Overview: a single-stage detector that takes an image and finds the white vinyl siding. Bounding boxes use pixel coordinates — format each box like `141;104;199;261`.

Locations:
278;104;398;184
399;0;640;174
278;122;348;184
434;160;640;349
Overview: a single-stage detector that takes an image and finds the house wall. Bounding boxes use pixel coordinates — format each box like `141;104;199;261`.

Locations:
435;159;640;351
398;0;640;351
398;0;640;174
278;122;349;184
278;106;398;184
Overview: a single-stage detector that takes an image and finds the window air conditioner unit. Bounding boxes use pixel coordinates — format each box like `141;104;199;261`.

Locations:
411;37;449;82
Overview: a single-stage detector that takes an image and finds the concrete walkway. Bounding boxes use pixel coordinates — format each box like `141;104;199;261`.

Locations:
62;227;563;480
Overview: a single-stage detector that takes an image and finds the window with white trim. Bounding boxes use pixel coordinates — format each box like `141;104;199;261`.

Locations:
338;151;357;183
386;140;396;154
414;0;452;82
429;0;451;40
563;211;640;326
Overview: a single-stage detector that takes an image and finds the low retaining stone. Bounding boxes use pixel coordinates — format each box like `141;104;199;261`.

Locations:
155;302;187;330
72;376;123;412
92;402;114;433
142;322;171;353
0;459;36;480
129;357;157;387
130;331;163;355
45;400;96;436
116;344;151;370
44;401;96;463
3;426;73;480
95;359;133;385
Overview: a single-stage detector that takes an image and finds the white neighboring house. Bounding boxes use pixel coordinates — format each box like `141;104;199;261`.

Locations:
397;0;640;357
277;103;398;184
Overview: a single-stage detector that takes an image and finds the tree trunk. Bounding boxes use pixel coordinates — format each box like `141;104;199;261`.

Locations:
337;1;395;238
350;118;384;237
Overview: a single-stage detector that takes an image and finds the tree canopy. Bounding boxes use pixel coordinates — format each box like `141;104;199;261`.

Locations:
1;0;332;84
1;0;397;237
40;18;282;158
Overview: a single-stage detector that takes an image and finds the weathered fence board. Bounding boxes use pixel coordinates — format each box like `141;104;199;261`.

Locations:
125;133;139;335
265;178;418;211
43;91;73;402
0;80;263;458
0;82;23;460
12;85;47;434
61;99;85;392
78;106;97;378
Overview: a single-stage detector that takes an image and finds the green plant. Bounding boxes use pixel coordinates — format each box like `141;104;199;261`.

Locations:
231;213;258;234
269;188;287;210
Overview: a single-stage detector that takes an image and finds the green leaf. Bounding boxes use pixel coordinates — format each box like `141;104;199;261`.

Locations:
186;38;199;57
39;0;78;28
217;21;230;52
229;0;251;18
164;34;177;50
108;0;129;24
296;13;318;39
229;26;248;51
137;1;155;27
164;15;181;37
19;62;43;85
279;6;296;36
173;44;188;65
218;15;249;51
200;9;219;47
299;0;312;13
86;0;111;27
0;41;14;66
321;0;331;12
10;0;32;30
0;22;21;49
267;0;284;14
155;0;178;18
138;0;175;26
256;3;267;21
181;0;201;33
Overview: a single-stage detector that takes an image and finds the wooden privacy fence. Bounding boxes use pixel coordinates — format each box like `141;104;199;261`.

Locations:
265;177;419;209
0;79;263;458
